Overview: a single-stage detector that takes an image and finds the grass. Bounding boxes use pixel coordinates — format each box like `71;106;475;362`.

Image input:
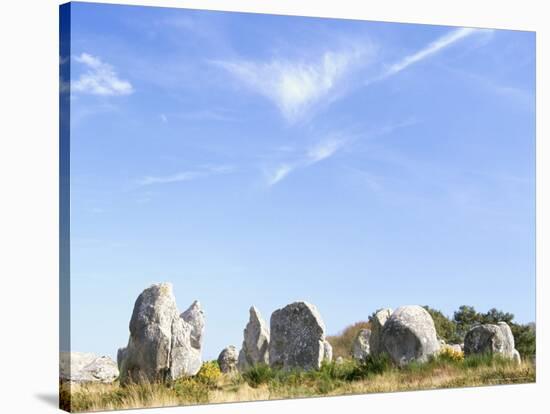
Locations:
61;355;535;412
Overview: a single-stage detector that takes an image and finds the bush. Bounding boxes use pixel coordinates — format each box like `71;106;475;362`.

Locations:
438;347;464;363
195;361;221;387
341;353;393;380
242;364;275;388
510;323;536;358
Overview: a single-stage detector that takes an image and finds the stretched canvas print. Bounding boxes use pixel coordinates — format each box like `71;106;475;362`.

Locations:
59;2;536;412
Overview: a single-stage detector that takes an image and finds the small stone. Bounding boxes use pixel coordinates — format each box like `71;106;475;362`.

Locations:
352;329;371;361
218;346;239;373
323;340;333;363
60;352;119;383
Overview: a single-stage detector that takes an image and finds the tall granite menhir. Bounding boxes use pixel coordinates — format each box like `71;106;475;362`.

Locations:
237;306;270;372
269;301;331;371
117;283;205;385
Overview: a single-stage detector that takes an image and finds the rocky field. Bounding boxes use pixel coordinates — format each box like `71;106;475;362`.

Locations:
60;283;536;412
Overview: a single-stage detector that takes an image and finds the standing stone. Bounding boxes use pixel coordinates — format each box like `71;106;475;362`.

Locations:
464;322;516;359
269;301;328;371
381;305;440;366
322;340;333;363
237;306;270;372
181;300;205;350
217;346;239;373
60;352;119;383
369;308;392;356
118;283;204;385
352;329;371;361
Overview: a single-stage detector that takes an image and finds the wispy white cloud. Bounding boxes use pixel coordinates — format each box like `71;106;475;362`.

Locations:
380;28;487;79
267;136;347;186
306;138;347;163
138;165;234;186
266;119;418;187
72;53;134;96
214;46;369;123
267;164;294;186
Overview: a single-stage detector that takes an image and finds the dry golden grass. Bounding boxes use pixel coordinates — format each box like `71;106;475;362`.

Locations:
62;358;535;413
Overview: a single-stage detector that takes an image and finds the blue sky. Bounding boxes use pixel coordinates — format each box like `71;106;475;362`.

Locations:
66;2;536;360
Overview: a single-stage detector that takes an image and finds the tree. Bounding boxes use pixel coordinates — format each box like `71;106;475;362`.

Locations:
480;308;514;325
453;305;481;338
510;322;536;358
423;306;460;343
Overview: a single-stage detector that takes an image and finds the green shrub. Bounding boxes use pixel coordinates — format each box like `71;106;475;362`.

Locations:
334;353;393;381
242;364;275;388
364;353;393;375
511;323;536;358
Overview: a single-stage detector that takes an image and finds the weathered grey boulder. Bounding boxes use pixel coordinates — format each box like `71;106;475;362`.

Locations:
322;340;333;363
118;283;204;385
381;305;440;366
237;306;270;372
369;308;392;356
60;352;119;383
464;322;516;359
218;346;239;373
352;329;371;361
269;301;328;371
